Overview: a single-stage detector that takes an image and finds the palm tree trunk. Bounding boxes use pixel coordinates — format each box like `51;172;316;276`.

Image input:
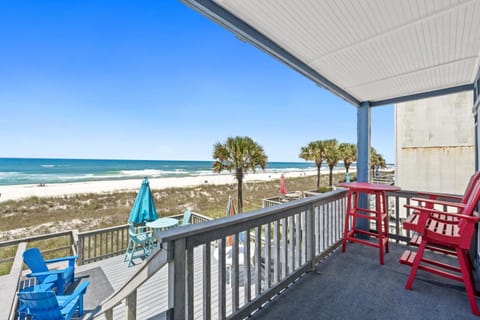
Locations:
237;178;243;213
316;165;321;189
329;166;334;186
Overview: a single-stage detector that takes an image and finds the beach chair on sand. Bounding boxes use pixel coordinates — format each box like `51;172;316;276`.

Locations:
23;248;77;295
124;224;154;267
17;281;89;320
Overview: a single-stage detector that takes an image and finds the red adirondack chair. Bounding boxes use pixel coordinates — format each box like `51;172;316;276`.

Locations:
402;172;480;256
403;171;480;234
400;178;480;316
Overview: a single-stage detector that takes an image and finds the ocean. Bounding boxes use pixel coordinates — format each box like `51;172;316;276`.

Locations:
0;158;335;186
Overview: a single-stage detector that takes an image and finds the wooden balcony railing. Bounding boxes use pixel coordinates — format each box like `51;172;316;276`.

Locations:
99;189;349;319
0;190;463;320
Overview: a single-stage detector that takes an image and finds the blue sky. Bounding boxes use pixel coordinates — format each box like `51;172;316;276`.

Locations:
0;1;394;163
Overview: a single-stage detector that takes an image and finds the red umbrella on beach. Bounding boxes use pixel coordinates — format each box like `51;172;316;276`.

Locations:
280;174;287;196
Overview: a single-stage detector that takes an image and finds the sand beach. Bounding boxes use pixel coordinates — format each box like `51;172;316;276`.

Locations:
0;170;319;203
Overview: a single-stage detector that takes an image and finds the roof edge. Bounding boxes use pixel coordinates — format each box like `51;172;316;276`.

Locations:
370;84;473;107
181;0;361;106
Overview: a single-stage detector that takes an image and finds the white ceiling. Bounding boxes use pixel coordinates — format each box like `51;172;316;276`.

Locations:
192;0;480;105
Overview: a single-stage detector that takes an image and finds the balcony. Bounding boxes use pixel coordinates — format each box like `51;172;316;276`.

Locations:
2;188;478;319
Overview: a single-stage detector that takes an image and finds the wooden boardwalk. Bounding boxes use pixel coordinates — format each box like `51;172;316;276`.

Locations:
75;243;255;319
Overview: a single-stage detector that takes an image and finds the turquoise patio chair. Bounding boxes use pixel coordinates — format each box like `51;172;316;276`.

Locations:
23;248;77;295
124;224;155;267
17;281;89;320
181;209;192;226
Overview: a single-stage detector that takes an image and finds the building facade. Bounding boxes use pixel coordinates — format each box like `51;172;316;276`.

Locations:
395;92;475;194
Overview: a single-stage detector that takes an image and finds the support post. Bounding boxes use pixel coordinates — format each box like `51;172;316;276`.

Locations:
356;101;371;232
126;289;137;320
473;70;480;270
167;239;186;320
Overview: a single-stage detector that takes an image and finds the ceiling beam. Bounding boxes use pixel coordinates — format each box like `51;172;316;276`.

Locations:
369;84;473;107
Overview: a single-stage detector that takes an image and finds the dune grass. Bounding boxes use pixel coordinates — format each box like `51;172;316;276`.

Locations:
0;173;348;241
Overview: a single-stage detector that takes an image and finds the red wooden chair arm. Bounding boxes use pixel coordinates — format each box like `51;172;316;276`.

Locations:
405;204;480;222
415;191;463;201
409;197;466;209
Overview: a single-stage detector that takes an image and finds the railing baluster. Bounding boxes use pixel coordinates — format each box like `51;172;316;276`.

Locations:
203;242;211;320
295;213;301;269
217;238;226;320
93;233;97;262
273;220;280;283
306;205;314;269
100;232;103;260
326;201;329;248
302;211;306;265
265;222;271;288
255;226;262;297
186;245;194;320
244;229;251;303
282;217;287;278
289;216;294;273
232;233;239;312
110;229;114;254
87;233;91;261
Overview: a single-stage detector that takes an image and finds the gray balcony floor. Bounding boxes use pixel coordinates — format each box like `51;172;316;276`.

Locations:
250;242;480;320
8;241;479;319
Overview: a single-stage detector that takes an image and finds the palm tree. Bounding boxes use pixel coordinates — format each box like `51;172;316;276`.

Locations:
213;136;267;213
339;143;357;181
323;139;341;187
370;147;387;179
299;140;325;189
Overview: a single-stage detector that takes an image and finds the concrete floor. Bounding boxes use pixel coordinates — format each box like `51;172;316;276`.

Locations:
250;242;480;320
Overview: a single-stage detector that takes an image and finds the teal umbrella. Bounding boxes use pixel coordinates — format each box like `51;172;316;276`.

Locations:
128;178;158;224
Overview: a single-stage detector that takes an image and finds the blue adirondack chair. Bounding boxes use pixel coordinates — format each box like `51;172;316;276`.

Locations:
17;282;54;320
23;248;77;295
17;281;89;320
181;209;192;226
124;224;154;267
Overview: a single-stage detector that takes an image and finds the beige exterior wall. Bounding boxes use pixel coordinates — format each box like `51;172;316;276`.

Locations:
395;92;475;194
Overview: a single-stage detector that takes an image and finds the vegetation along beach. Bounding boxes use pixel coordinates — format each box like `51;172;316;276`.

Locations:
0;156;359;241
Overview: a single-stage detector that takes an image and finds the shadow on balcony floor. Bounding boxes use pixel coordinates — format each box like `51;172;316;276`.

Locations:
251;243;479;320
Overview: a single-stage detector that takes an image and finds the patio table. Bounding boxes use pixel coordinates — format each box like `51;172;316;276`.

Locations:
339;182;400;265
146;217;179;231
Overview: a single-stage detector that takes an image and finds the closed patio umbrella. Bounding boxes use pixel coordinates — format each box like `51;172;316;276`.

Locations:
226;196;236;246
280;174;287;196
128;178;158;225
226;196;236;217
